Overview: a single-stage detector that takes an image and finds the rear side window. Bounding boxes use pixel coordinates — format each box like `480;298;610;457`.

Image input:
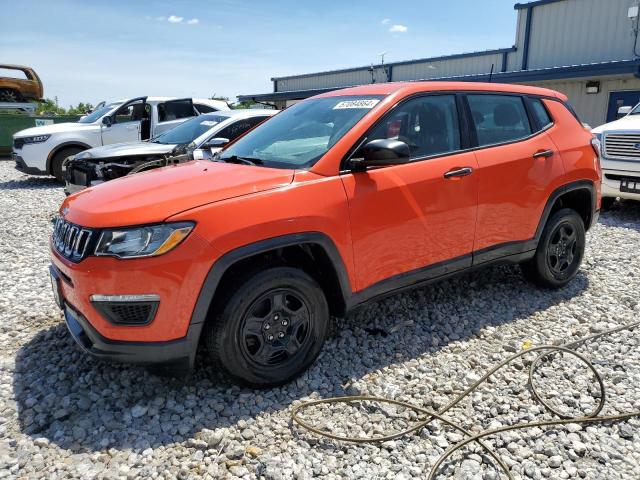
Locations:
367;95;461;159
158;100;196;122
529;98;553;130
194;103;219;114
467;95;532;147
217;117;268;142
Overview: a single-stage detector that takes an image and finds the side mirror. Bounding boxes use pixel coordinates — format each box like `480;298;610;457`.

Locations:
204;137;229;148
618;106;632;117
351;139;411;169
101;116;113;127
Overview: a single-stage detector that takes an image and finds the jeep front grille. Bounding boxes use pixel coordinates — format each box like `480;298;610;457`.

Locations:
52;217;94;262
604;133;640;160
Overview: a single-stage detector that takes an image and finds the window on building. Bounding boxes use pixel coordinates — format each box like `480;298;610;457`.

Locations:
467;95;532;147
529;98;553;130
367;95;461;159
158;99;196;122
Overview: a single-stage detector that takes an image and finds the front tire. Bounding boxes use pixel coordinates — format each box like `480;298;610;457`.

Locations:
521;208;586;289
51;147;83;183
205;267;329;388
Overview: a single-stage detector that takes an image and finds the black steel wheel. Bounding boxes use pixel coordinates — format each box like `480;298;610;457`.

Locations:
205;267;329;387
521;208;585;288
546;223;578;276
240;289;312;368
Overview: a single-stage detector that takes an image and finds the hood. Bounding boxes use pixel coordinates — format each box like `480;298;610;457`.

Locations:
77;141;177;161
592;114;640;134
61;160;294;227
14;122;96;137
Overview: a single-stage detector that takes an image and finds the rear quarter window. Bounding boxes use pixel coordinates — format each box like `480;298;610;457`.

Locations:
529;98;553;130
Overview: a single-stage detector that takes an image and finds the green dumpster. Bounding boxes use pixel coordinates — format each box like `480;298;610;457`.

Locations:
0;114;80;157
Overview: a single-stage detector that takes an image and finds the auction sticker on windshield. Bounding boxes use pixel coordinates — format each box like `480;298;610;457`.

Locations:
201;120;219;126
333;99;380;109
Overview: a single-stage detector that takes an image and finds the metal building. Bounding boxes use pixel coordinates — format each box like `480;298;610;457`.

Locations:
238;0;640;127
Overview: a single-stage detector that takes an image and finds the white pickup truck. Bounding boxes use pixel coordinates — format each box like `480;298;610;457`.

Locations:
12;96;229;181
592;104;640;208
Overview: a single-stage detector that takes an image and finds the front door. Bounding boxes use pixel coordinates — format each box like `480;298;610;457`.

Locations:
607;91;640;123
100;98;145;145
342;94;478;292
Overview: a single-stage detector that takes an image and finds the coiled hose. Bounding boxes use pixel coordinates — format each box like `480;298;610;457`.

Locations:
291;320;640;479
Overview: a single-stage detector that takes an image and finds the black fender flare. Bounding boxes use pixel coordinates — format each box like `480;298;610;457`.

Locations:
534;180;597;238
186;231;352;346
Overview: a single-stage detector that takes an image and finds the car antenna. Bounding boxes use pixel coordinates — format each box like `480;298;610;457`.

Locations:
488;63;494;83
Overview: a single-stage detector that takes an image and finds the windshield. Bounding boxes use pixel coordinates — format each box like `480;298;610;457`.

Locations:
77;102;121;123
152;114;229;145
218;95;383;168
630;104;640;115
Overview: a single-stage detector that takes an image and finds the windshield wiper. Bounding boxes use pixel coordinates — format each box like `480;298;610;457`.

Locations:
217;155;263;166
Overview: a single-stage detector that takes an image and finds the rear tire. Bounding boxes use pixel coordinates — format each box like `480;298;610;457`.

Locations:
521;208;585;289
204;267;329;388
51;147;83;183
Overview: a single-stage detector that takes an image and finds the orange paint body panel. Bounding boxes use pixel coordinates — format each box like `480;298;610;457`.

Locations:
49;81;599;370
341;152;478;290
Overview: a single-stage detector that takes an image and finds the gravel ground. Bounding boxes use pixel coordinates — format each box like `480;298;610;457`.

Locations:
1;159;639;479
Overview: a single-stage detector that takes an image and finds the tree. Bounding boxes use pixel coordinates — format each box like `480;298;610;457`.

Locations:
67;102;94;115
34;98;66;115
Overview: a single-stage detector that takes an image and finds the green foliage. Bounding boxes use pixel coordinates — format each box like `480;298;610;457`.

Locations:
35;98;66;115
33;98;93;116
67;102;94;115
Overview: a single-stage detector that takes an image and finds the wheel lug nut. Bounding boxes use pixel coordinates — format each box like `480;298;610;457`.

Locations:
278;332;285;339
282;319;288;326
274;314;279;320
264;324;270;330
267;334;274;341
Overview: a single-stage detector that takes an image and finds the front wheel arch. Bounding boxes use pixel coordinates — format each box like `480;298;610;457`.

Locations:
46;142;92;175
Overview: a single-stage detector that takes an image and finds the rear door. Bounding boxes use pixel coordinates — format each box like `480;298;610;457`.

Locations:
342;94;479;291
154;98;196;135
466;93;564;262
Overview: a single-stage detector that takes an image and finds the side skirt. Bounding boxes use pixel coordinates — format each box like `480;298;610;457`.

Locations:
346;242;536;311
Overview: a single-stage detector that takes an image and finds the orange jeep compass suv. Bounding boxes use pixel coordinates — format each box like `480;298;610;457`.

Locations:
50;82;601;387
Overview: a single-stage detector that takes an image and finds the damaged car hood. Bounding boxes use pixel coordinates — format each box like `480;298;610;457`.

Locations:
61;160;295;227
77;141;178;160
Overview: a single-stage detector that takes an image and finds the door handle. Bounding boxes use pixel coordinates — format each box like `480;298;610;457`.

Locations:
533;149;554;159
444;167;474;179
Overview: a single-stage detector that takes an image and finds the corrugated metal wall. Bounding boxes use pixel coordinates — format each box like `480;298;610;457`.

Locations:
526;0;637;69
392;53;504;81
276;68;387;92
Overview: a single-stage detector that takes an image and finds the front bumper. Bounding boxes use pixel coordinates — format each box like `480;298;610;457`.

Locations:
601;169;640;200
62;300;200;372
13;153;47;175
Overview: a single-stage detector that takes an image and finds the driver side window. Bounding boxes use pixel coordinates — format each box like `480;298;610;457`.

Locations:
113;101;146;124
367;95;461;159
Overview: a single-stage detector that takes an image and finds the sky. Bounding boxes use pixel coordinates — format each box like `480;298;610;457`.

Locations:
0;0;520;108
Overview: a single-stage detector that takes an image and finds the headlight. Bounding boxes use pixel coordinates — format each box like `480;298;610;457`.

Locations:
95;222;194;259
20;134;51;144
